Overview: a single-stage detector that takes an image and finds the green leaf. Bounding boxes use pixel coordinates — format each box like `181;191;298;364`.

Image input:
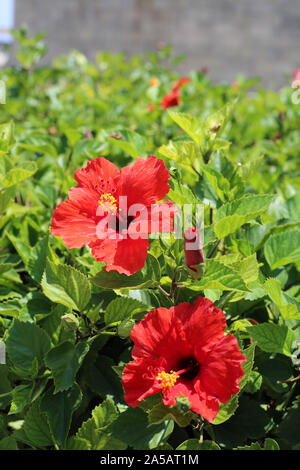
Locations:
0;436;18;450
187;259;249;293
264;278;300;320
27;235;49;283
262;438;280;450
5;231;32;265
0;365;12;409
9;383;34;415
1;161;37;188
147;401;194;428
86;355;124;403
168;179;198;205
0;186;16;213
177;439;221;450
275;408;300;448
212;394;239;425
0;121;15;149
239;342;256;390
91;397;119;428
41;260;91;311
91;254;159;290
65;436;91;450
159;141;200;175
213;396;271;447
108;130;146;158
41;383;81;448
244;371;263;394
247;323;296;356
204;100;236;134
234;438;279;450
214;195;273;239
168;110;204;145
45;341;90;393
200;165;230;202
6;319;51;371
105;407;174;450
23;399;54;447
17;142;57;158
264;229;300;270
76;398;125;450
104;296;146;326
229;254;260;286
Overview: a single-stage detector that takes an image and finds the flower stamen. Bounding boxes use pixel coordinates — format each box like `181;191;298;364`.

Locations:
156;370;179;390
98;193;117;212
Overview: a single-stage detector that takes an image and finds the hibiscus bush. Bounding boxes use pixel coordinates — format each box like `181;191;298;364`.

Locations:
0;29;300;451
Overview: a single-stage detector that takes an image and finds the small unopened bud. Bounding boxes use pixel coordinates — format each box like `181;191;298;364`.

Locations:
61;314;79;331
117;319;135;339
184;227;205;280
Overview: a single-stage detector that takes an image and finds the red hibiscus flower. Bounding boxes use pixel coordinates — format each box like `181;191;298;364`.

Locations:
160;88;180;109
51;156;176;275
173;76;190;91
122;296;246;422
160;76;190;109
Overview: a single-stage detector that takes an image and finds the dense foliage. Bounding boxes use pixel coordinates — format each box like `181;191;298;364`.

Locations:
0;29;300;451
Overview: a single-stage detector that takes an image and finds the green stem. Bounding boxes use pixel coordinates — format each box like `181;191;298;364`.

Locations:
0;391;13;399
217;291;235;309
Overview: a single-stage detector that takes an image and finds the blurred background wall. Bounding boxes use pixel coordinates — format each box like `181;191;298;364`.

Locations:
1;0;299;88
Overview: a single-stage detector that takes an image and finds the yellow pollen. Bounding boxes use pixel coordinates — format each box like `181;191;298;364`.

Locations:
156;370;179;390
98;193;117;212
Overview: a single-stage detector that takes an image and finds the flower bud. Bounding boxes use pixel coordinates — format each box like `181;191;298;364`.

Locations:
118;319;135;339
61;313;79;331
184;227;205;280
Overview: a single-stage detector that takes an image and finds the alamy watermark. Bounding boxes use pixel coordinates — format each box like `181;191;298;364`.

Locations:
95;198;204;248
0;80;6;104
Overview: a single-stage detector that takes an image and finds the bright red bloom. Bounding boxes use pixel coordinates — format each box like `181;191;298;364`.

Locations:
51;156;176;275
173;76;190;91
184;227;205;272
160;88;180;109
122;297;246;422
160;76;190;109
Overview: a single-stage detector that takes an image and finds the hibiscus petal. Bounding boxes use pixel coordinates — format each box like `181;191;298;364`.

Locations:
175;297;226;356
90;236;150;276
127;200;177;237
120;155;171;208
199;334;246;404
68;186;99;216
130;306;191;362
192;381;220;422
51;197;98;249
74;156;120;193
122;357;166;408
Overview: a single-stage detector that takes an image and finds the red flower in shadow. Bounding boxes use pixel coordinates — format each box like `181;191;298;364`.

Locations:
51;156;175;275
122;297;246;422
